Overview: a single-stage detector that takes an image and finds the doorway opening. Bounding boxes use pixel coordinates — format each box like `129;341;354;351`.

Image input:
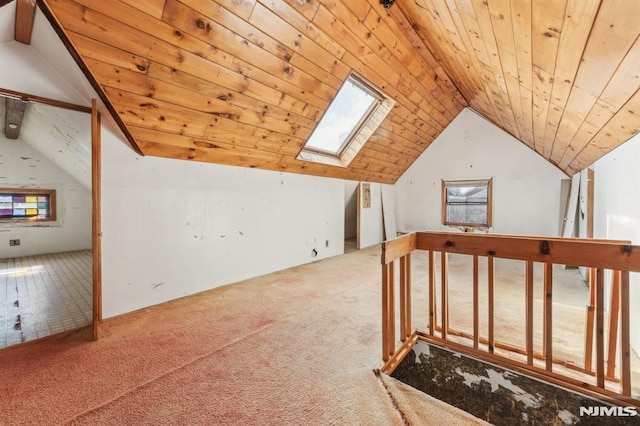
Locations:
344;181;358;253
0;90;99;349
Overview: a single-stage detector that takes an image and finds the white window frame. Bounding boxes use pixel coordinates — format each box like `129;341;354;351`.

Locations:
441;178;493;229
297;73;394;167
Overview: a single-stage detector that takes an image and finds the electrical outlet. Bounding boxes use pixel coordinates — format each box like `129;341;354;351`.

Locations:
325;240;329;247
9;239;20;246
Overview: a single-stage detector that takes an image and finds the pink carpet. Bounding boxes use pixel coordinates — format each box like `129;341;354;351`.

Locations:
0;246;486;425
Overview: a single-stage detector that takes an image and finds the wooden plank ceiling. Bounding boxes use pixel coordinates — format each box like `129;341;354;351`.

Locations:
40;0;465;183
398;0;640;176
39;0;640;182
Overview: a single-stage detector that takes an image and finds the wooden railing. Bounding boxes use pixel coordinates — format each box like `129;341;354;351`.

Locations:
380;231;640;406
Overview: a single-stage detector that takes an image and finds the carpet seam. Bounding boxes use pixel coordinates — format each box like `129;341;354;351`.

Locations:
63;322;275;424
374;369;411;426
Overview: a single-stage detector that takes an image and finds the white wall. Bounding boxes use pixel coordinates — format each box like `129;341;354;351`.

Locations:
101;127;345;317
593;132;640;352
395;108;567;237
0;10;347;319
0;138;92;258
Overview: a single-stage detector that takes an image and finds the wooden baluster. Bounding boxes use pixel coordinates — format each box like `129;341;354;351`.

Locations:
621;271;631;396
429;251;436;336
584;267;596;372
399;254;412;342
606;270;621;379
405;254;412;340
526;260;534;366
399;256;407;343
382;261;395;362
488;255;494;354
544;262;553;371
441;252;449;340
381;262;389;362
473;255;479;350
596;268;605;388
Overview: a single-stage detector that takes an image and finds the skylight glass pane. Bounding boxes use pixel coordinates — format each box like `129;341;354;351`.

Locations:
305;79;378;154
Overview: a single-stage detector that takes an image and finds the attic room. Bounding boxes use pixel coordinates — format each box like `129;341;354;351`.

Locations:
1;0;639;424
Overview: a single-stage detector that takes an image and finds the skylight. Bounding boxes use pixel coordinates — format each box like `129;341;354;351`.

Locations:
304;78;379;155
297;74;394;167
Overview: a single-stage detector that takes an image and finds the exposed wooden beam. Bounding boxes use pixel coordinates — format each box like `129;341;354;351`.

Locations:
15;0;36;44
4;98;27;139
0;87;91;113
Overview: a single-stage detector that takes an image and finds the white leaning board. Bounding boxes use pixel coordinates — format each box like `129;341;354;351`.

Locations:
380;184;397;240
562;173;580;238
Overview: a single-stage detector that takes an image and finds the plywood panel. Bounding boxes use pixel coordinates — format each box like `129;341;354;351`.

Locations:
381;184;396;240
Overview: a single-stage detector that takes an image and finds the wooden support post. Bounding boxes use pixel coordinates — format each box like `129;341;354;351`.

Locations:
429;251;436;336
91;99;102;342
596;268;605;388
399;254;412;342
544;262;553;371
382;262;395;362
606;270;621;379
441;252;449;340
526;260;534;366
488;256;495;354
473;255;479;350
584;267;596;372
620;271;631;396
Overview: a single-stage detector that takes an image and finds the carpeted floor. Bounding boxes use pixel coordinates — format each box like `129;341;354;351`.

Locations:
0;245;486;425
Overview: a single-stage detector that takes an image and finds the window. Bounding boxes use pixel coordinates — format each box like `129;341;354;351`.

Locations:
442;179;492;228
0;189;56;222
297;74;394;167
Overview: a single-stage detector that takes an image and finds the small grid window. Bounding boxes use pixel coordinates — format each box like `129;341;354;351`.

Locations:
0;189;56;222
442;179;492;228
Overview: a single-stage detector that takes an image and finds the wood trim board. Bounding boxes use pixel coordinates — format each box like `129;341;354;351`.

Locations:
91;98;102;341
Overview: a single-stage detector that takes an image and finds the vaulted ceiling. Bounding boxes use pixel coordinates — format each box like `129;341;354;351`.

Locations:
33;0;640;183
401;0;640;176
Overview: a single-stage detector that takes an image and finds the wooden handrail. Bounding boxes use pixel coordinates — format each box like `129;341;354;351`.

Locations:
381;231;639;407
414;232;640;271
381;232;416;264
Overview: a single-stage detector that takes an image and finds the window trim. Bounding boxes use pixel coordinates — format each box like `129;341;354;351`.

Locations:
297;73;394;167
0;188;57;223
441;178;492;228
